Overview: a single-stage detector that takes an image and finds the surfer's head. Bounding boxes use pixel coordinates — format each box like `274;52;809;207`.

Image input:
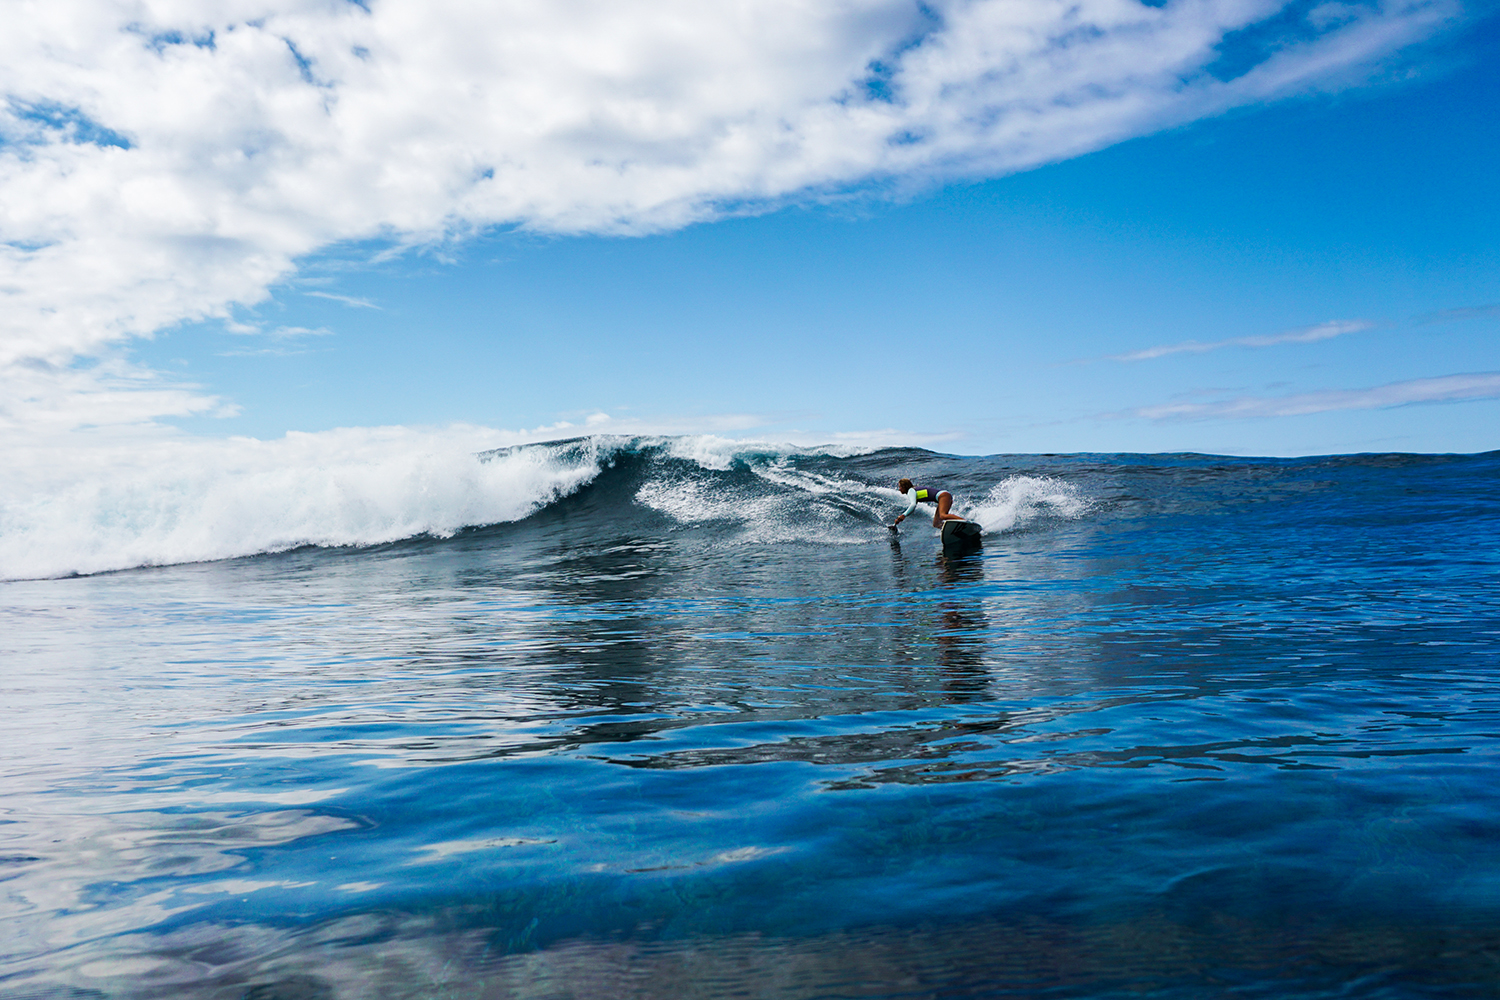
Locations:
898;478;913;492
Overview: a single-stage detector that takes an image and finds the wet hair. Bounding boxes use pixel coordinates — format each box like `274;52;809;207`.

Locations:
898;478;913;491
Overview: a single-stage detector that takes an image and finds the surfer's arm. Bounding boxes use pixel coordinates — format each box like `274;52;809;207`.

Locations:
894;490;917;523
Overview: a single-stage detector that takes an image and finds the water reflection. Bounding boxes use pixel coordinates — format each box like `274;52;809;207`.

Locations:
934;553;988;702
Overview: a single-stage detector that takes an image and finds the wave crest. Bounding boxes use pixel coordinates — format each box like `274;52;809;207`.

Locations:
0;430;618;581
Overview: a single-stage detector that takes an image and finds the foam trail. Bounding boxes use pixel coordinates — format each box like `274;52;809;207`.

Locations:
967;476;1090;533
635;473;870;546
635;451;885;546
0;428;613;581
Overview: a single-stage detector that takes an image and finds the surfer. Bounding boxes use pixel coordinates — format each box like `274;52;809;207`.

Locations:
892;478;966;529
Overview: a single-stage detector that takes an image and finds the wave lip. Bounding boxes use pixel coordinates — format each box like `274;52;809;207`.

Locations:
0;432;623;581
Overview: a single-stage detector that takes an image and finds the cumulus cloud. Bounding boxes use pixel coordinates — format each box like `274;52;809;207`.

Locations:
1103;319;1373;362
0;0;1456;383
1127;370;1500;420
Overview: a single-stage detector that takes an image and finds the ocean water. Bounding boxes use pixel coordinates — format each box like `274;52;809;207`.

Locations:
3;438;1499;999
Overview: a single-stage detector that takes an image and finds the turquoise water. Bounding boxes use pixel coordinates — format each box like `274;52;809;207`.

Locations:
3;443;1498;998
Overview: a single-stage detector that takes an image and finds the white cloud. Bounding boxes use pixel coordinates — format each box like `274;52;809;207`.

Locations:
0;354;234;438
304;290;380;308
265;324;333;340
1128;370;1500;420
213;321;332;353
0;0;1455;379
1104;319;1372;362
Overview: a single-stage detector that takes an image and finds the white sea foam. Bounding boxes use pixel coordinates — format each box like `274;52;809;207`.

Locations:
966;476;1091;534
635;455;882;546
0;427;614;581
636;476;787;528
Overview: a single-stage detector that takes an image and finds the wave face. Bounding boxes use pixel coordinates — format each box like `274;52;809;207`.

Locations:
0;433;1091;580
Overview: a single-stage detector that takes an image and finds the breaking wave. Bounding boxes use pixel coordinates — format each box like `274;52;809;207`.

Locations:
0;431;1091;581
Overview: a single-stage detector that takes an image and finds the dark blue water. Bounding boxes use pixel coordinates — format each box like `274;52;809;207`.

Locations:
3;443;1499;999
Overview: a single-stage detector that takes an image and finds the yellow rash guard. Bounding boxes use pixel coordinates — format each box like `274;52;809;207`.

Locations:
899;486;940;518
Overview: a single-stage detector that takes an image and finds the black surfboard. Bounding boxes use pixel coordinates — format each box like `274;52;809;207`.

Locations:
940;519;983;555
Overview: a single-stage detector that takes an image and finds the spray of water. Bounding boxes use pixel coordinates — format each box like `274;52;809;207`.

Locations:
965;476;1091;533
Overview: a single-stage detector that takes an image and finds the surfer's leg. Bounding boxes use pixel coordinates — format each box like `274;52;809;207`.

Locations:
933;491;964;527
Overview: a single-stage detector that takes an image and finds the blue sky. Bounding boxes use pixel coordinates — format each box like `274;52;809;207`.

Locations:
128;7;1500;457
5;0;1499;458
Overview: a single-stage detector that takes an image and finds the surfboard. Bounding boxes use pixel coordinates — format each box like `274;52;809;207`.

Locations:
940;519;983;555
